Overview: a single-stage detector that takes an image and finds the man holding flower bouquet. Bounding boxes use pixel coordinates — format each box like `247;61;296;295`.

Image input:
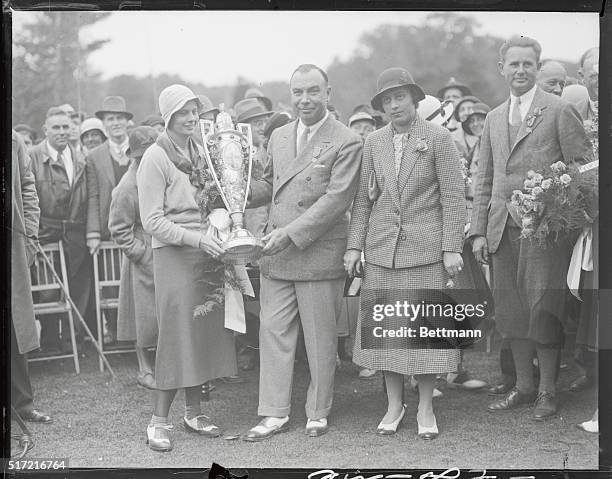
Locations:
469;35;592;421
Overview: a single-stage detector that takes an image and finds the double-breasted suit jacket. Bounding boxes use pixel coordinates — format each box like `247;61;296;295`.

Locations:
250;116;363;281
347;115;465;267
248;115;362;420
86;141;127;242
469;87;591;342
470;87;591;252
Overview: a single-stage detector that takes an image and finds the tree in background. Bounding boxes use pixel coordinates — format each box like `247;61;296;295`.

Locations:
12;12;111;131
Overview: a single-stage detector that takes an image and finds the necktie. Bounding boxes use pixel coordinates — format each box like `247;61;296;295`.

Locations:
298;127;310;155
57;150;72;186
511;96;522;126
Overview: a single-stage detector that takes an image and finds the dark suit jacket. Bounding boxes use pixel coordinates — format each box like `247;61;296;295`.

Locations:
86;141;126;241
347;116;465;268
249;116;363;281
469;87;592;254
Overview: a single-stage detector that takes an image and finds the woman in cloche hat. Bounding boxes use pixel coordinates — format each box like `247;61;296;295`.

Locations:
137;84;238;452
344;67;465;440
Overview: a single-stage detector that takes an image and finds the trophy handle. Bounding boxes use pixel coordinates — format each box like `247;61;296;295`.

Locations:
199;119;232;211
200;119;215;142
237;123;254;213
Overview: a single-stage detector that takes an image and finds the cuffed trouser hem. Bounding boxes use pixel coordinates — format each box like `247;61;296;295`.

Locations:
258;405;291;418
305;406;332;421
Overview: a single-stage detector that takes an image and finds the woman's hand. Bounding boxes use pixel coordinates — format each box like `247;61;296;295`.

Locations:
344;249;363;278
199;231;225;259
443;251;463;278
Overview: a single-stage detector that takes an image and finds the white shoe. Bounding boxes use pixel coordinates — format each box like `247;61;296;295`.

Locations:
417;414;439;440
433;388;443;398
577;419;598;433
358;368;378;379
376;406;406;435
306;417;329;437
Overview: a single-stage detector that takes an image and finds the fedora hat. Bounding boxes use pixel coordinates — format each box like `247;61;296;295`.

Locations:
234;98;274;124
95;96;134;121
371;67;425;112
126;126;158;159
244;87;273;112
453;96;480;122
437;77;472;99
140;114;165;128
197;95;220;117
462;102;490;135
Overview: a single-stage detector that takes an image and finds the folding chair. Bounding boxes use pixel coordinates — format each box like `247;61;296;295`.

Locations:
93;241;134;372
29;241;80;373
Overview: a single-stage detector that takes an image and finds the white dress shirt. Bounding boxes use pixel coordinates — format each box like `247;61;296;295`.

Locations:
296;111;329;153
109;137;130;166
47;141;74;186
509;84;537;123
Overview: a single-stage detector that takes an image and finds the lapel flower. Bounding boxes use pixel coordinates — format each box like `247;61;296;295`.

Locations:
526;106;547;129
415;139;428;152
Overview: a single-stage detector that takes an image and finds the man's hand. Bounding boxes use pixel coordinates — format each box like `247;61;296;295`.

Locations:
87;238;101;256
471;235;489;264
261;228;292;256
443;251;464;277
344;249;363;278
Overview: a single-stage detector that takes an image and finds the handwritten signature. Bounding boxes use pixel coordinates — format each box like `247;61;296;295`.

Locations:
308;468;497;479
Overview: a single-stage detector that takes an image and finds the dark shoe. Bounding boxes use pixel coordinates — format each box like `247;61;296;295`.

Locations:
487;387;536;412
21;409;53;423
305;418;329;437
487;381;516;396
532;391;558;420
242;417;289;442
569;375;594;392
183;415;221;437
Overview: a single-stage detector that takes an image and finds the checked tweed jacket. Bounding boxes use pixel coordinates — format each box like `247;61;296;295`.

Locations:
249;115;363;281
469;87;592;254
347;115;465;268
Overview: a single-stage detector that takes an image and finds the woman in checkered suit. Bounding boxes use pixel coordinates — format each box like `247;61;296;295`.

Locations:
345;68;465;440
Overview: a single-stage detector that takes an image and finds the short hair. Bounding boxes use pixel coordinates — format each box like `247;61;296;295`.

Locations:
579;47;599;68
290;64;329;85
46;106;70;119
499;35;542;63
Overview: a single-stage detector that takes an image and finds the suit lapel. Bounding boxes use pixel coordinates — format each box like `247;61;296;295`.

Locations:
276;117;334;192
510;87;547;156
398;116;427;195
101;142;118;186
71;145;86;185
497;99;511;163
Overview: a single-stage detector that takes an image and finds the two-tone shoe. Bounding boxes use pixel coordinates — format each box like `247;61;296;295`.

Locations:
146;423;174;452
417;414;439;440
242;416;289;442
306;418;329;437
183;415;221;437
376;406;406;435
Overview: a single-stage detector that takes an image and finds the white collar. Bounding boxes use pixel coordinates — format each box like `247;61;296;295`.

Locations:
46;141;71;162
510;84;537;104
109;136;129;152
298;111;329;137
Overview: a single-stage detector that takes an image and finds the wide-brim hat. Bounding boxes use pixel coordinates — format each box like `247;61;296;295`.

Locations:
437;77;473;99
371;67;426;112
263;111;292;139
158;85;202;126
234;98;274;124
197;95;220;117
417;95;455;126
80;117;107;140
462;102;490;135
126;126;159;159
453;96;481;122
140;114;165;128
244;87;273;112
95;96;134;121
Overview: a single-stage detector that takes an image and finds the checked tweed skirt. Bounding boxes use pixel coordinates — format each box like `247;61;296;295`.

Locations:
352;261;460;375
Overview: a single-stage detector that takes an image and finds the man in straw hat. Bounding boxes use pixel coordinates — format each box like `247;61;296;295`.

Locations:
470;35;591;420
244;64;362;441
86;95;134;344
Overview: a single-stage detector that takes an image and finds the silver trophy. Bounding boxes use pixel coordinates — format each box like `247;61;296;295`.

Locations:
200;112;264;265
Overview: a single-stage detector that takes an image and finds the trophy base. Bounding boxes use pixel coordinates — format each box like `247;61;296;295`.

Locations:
223;229;264;265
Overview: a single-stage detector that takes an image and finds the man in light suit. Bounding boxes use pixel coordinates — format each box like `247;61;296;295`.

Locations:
470;36;591;420
243;64;363;440
85;96;133;344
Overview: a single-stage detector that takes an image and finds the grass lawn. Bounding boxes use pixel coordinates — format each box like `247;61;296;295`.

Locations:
14;343;597;470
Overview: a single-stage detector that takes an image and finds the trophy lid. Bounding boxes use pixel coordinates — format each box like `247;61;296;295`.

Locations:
215;111;234;131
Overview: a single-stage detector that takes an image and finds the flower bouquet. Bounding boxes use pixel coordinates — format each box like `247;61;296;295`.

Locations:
511;160;598;245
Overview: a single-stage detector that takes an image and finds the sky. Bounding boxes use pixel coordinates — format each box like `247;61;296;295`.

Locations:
13;10;599;87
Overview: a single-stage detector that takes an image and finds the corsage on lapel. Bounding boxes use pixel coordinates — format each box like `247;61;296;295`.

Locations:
415;138;428;153
311;143;333;162
525;106;547;134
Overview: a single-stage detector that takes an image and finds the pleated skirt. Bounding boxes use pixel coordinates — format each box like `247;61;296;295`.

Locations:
153;245;237;390
353;261;460;375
